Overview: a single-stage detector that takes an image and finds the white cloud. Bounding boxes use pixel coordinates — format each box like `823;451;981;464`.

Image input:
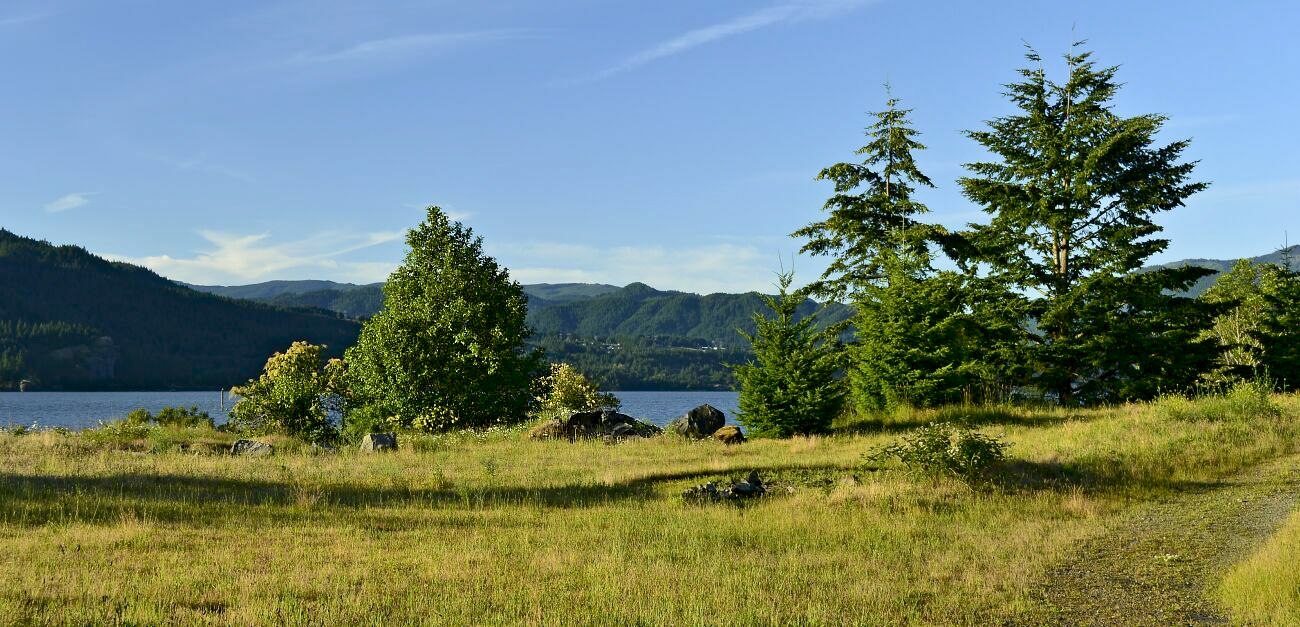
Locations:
288;29;535;66
583;0;878;82
101;229;403;285
44;192;97;213
497;240;815;294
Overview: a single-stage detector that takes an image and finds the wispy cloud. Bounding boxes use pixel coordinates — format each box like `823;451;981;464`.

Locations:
152;152;256;183
581;0;878;82
101;230;404;284
44;192;97;213
498;240;820;294
287;29;535;66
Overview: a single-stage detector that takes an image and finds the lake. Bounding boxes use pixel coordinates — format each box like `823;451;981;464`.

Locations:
0;390;740;430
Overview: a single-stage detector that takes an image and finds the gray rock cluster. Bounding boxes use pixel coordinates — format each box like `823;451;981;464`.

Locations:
230;439;273;456
360;432;398;452
529;410;662;441
682;471;767;503
666;404;726;439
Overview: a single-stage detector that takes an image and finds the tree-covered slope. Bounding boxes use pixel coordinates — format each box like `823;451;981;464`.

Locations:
0;230;359;390
215;279;852;348
1144;246;1300;297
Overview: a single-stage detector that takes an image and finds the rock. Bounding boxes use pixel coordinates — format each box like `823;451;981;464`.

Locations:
360;432;398;452
530;410;661;441
683;471;766;503
667;404;726;439
713;425;747;445
728;470;766;498
230;439;273;456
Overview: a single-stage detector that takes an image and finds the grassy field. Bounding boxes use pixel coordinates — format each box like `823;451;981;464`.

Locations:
3;391;1299;625
1219;504;1300;625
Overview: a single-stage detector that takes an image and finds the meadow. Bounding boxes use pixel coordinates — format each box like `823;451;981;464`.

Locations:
3;391;1300;625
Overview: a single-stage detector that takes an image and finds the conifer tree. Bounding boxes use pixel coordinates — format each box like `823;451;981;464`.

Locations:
959;44;1218;403
793;94;937;302
1253;255;1300;389
795;94;977;409
733;272;845;437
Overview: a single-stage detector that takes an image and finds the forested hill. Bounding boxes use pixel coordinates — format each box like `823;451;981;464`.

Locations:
526;282;853;348
0;230;359;390
1144;245;1300;297
192;280;852;348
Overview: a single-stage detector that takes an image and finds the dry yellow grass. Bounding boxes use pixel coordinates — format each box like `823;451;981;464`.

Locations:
1;394;1298;625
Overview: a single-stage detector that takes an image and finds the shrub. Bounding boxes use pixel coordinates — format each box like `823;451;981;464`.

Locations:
868;421;1009;485
1154;378;1280;422
229;341;346;443
534;363;620;414
126;405;214;428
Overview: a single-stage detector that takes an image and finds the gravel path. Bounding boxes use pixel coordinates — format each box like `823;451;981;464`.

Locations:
1016;455;1300;626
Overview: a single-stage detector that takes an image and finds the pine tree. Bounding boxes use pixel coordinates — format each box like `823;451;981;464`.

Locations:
959;44;1218;403
794;94;982;409
733;272;845;437
793;93;937;302
1253;258;1300;389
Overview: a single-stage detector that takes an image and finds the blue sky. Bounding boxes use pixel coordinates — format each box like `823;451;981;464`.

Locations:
2;0;1296;293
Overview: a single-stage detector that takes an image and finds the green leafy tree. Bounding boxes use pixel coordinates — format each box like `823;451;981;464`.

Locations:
1199;259;1274;381
534;362;620;413
229;341;346;442
345;207;544;431
958;44;1218;403
733;272;846;437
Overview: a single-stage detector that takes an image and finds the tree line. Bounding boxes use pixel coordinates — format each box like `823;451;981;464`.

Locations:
735;44;1300;436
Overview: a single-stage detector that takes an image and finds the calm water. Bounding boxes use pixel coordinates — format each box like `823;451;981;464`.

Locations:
0;390;739;430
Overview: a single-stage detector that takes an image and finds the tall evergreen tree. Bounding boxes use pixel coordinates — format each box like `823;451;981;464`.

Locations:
793;94;937;302
795;94;979;409
1253;258;1300;389
959;44;1218;403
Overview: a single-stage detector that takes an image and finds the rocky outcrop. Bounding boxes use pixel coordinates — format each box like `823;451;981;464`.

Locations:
682;471;767;503
230;439;273;456
360;432;398;452
530;410;661;441
666;404;726;439
713;425;747;445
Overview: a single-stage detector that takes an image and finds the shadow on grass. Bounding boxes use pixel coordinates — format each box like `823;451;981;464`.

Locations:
0;472;658;526
834;406;1077;436
987;458;1224;494
0;462;857;526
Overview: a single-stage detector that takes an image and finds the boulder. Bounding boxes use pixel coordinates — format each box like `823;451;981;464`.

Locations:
530;410;661;441
360;432;398;452
682;471;766;503
713;425;747;445
729;471;766;498
666;404;726;439
230;439;273;456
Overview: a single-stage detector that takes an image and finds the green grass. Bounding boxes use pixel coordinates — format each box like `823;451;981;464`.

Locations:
1219;506;1300;625
2;395;1299;625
